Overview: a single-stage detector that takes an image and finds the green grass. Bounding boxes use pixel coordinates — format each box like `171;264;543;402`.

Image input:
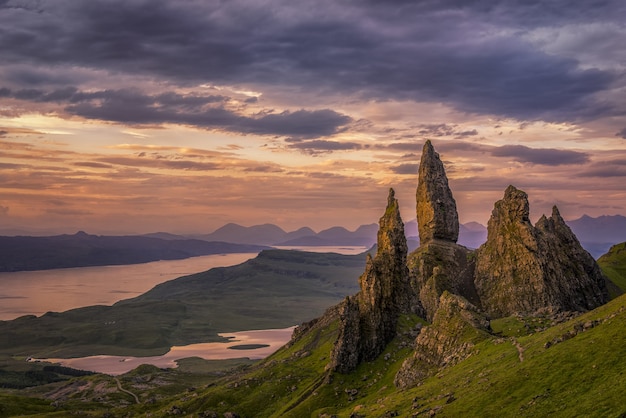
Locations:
599;242;626;297
148;294;626;418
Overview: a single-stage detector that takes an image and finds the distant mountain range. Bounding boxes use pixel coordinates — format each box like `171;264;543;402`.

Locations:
186;214;626;257
1;215;622;272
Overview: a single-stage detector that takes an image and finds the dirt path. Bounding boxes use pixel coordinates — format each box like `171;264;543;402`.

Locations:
510;337;525;362
115;378;140;404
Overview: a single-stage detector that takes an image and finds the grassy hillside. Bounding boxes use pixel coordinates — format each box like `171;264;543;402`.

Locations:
598;242;626;298
144;294;626;417
0;250;365;357
7;294;622;417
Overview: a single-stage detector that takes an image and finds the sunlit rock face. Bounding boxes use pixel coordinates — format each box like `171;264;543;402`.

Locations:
416;140;459;244
474;185;609;318
328;189;410;373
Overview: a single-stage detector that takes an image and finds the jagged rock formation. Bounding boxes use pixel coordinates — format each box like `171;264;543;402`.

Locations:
409;140;477;321
327;143;609;387
328;189;410;373
416;140;459;243
394;291;490;389
474;185;609;318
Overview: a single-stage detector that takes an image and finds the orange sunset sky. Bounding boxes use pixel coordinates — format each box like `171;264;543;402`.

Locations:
1;0;625;235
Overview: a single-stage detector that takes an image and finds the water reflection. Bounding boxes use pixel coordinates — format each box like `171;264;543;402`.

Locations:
34;327;295;375
0;253;258;320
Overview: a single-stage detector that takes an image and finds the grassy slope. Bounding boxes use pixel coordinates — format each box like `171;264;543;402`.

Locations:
598;242;626;297
0;250;365;357
146;294;626;418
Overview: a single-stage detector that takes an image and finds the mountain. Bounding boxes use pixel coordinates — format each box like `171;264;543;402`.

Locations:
0;232;268;272
193;223;290;245
566;214;626;258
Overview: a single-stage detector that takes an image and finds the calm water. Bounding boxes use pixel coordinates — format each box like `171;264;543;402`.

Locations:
35;327;296;375
0;246;367;321
4;246;365;373
0;253;258;320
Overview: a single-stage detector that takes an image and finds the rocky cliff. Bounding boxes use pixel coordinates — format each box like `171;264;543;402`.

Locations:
474;185;609;318
328;189;411;373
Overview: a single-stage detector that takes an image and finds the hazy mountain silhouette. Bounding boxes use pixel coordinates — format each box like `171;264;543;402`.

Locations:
0;232;268;272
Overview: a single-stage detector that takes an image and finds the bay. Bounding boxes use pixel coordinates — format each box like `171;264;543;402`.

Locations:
0;253;258;320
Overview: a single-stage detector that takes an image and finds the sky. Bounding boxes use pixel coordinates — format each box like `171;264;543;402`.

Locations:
1;0;625;235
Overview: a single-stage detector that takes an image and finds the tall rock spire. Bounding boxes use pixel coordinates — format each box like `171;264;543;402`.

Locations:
416;140;459;243
328;188;410;373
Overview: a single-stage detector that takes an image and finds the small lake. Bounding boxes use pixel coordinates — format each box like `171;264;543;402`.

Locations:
33;327;296;375
0;253;258;320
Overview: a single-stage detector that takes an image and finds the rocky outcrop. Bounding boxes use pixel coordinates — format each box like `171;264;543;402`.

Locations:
394;291;490;389
416;140;459;243
407;241;478;322
327;143;610;384
474;185;609;318
328;189;410;373
409;141;476;321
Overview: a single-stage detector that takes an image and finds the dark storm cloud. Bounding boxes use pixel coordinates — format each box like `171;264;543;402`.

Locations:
616;128;626;139
0;0;622;123
0;87;351;138
491;145;590;165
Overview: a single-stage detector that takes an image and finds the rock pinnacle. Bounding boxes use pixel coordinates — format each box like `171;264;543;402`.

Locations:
416;140;459;243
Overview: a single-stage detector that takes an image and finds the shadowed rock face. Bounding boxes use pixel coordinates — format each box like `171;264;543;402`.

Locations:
416;140;459;244
328;189;410;373
394;291;490;389
474;185;609;318
407;240;478;322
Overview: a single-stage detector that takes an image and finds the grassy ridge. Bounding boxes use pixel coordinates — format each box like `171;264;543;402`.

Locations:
598;242;626;298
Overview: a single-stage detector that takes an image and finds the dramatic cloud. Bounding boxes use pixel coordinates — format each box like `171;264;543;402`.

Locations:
391;164;419;175
1;0;624;234
1;87;351;138
0;0;622;122
490;145;590;166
